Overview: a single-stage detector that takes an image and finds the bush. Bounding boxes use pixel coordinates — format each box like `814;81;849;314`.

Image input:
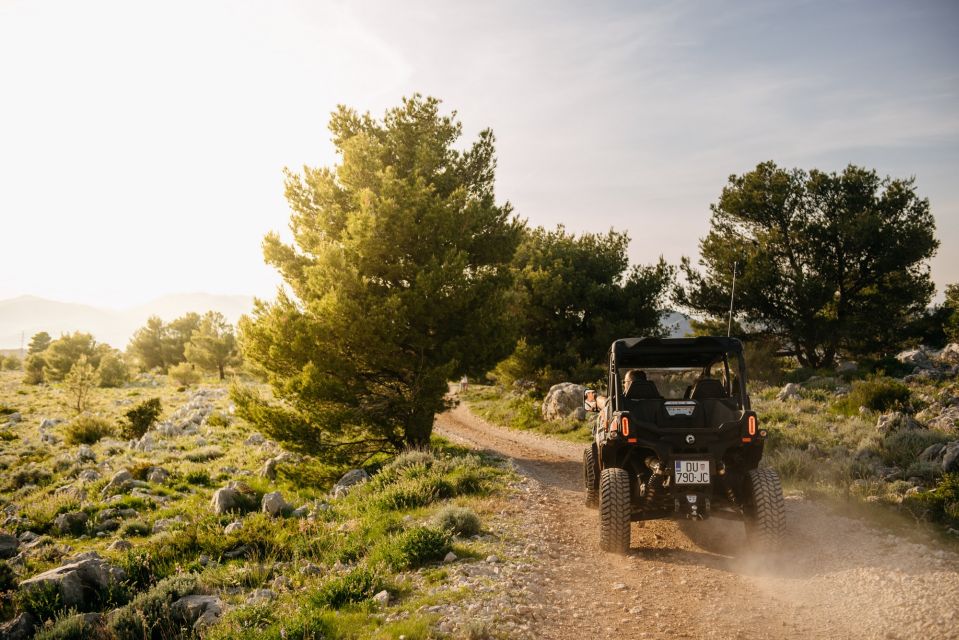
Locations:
107;574;198;639
836;376;911;415
205;412;230;428
184;469;211;486
743;339;785;385
311;567;384;609
15;580;64;620
120;520;152;538
0;560;17;591
434;505;481;537
185;446;223;462
881;429;952;468
902;473;959;528
23;352;46;384
905;461;944;482
376;526;450;571
33;612;102;640
167;362;200;386
122;398;162;440
97;352;130;388
3;355;21;370
64;414;114;445
766;447;818;482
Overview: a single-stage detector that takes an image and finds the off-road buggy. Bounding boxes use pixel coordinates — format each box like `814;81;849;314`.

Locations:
582;336;785;554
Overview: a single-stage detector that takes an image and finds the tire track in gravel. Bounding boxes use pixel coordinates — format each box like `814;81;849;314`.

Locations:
435;401;959;640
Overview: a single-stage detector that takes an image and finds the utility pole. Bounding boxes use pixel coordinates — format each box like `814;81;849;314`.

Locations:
20;331;24;359
727;262;738;337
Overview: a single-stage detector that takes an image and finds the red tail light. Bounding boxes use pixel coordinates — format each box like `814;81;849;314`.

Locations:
748;415;757;436
622;416;630;436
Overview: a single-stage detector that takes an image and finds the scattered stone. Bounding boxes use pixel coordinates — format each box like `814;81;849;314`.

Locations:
443;551;458;563
261;491;290;517
0;532;19;558
301;563;323;576
94;519;121;534
5;412;21;424
290;505;309;519
876;411;921;435
247;588;276;603
835;360;858;374
41;432;61;445
39;417;63;430
333;469;370;498
104;469;133;493
943;442;959;474
210;481;255;515
273;575;292;590
171;594;225;630
260;457;278;481
75;445;96;463
107;539;133;552
541;382;587;421
373;589;391;606
77;469;101;482
199;554;211;566
147;467;170;483
919;443;946;464
777;383;801;401
939;343;959;365
223;545;249;559
18;552;126;610
53;511;88;536
897;348;933;370
224;521;243;535
486;555;500;564
245;433;265;446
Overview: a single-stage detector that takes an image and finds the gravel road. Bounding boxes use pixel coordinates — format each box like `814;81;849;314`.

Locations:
435;401;959;640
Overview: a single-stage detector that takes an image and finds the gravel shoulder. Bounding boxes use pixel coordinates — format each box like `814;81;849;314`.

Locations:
436;400;959;640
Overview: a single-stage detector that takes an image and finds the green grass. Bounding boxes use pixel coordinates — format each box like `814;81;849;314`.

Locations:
0;370;514;639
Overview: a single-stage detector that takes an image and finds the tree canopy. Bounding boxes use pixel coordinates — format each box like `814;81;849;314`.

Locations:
495;225;673;388
185;311;239;379
128;313;201;371
676;162;938;367
235;95;522;462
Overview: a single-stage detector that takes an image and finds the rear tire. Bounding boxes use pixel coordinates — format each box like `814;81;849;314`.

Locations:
599;467;631;554
583;447;599;508
743;467;786;549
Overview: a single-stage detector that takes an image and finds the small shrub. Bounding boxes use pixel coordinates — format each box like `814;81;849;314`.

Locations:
434;505;481;537
122;398;161;440
0;429;17;441
0;560;17;591
902;473;959;528
15;580;64;620
185;446;223;462
311;567;384;609
121;520;152;538
387;448;436;470
2;355;21;370
766;447;818;482
63;414;114;445
33;612;103;640
372;476;454;511
905;461;943;482
377;526;450;571
167;363;200;386
205;412;230;428
836;376;911;415
743;339;785;385
184;469;211;486
107;574;198;639
881;430;952;468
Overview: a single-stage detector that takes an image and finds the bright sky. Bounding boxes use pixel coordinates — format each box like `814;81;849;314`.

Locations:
1;0;957;308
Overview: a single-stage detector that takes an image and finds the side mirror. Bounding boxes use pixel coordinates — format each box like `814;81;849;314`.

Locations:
584;389;599;412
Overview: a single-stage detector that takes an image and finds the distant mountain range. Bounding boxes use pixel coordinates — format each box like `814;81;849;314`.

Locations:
0;294;255;350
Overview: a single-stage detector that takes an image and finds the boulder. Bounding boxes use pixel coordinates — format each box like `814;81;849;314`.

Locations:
78;469;101;483
224;521;242;535
939;343;959;365
777;383;802;401
373;589;390;606
247;588;275;604
333;469;369;498
104;469;133;493
0;612;37;640
927;406;959;432
107;539;133;552
876;411;921;435
261;491;289;517
943;442;959;474
171;594;225;630
39;417;63;430
245;433;265;446
541;382;587;422
919;443;946;463
6;412;22;424
76;445;96;463
147;467;169;483
896;348;933;370
53;511;88;536
210;481;255;515
260;457;278;481
18;552;126;610
0;532;19;558
835;361;858;374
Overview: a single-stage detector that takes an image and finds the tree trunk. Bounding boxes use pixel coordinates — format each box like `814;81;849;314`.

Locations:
403;406;435;448
218;363;225;380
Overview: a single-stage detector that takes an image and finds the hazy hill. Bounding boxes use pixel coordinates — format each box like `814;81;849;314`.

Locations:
0;294;254;350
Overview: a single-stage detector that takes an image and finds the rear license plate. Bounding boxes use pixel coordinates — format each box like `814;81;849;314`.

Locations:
674;460;710;484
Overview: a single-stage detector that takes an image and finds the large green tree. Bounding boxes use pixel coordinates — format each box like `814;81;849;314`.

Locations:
185;311;239;379
497;225;674;388
677;162;938;367
235;95;522;461
128;312;202;371
43;332;101;381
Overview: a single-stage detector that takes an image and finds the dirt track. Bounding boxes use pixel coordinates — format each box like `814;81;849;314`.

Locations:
435;402;959;640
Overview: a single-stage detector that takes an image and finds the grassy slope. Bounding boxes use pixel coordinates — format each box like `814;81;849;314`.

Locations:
0;371;514;639
460;385;592;443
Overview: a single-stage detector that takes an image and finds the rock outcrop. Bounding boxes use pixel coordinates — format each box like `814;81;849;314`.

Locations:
541;382;587;421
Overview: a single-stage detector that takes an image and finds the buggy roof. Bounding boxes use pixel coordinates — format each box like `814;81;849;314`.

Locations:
610;336;743;369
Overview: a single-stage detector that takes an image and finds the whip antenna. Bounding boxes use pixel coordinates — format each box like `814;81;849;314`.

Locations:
727;261;738;337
